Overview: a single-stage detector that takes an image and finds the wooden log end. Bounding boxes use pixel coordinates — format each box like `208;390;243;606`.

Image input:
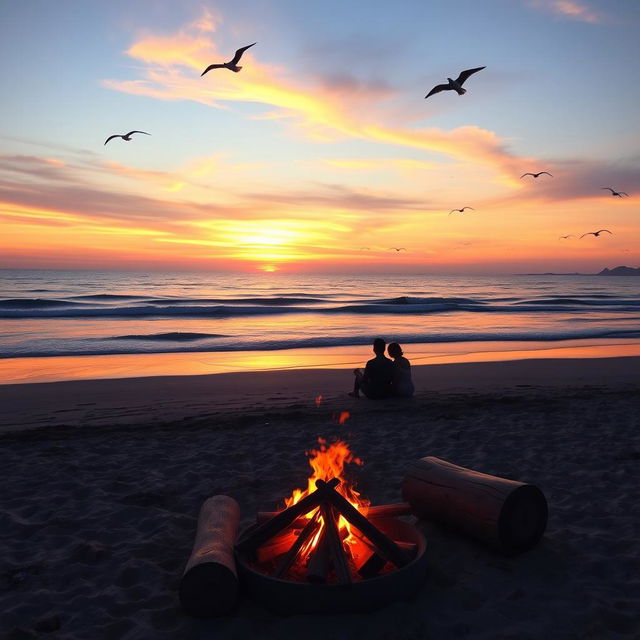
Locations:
179;561;238;618
499;484;548;555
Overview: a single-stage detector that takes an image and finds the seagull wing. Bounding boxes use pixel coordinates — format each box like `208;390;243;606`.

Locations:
597;229;612;234
619;192;629;196
462;207;475;211
580;233;594;238
455;66;486;86
104;135;121;145
520;173;534;178
230;42;256;65
601;187;614;193
540;171;553;177
201;63;225;76
425;84;449;99
126;131;150;137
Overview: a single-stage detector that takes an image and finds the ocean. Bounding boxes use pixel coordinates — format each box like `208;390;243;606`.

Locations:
1;269;639;382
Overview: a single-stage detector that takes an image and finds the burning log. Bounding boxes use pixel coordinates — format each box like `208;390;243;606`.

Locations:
354;532;418;579
315;479;411;568
179;495;240;618
307;527;331;583
357;548;386;579
320;504;351;584
256;531;297;564
402;456;548;555
235;478;339;555
256;502;412;525
274;513;321;579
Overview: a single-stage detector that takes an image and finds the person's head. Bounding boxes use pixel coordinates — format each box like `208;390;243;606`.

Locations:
387;342;403;359
372;338;386;356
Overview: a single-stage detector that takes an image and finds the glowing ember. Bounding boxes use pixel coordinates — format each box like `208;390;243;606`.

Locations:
283;439;369;561
338;411;350;425
315;395;323;408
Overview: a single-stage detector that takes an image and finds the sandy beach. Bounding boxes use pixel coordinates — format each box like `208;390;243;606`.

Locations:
1;356;639;639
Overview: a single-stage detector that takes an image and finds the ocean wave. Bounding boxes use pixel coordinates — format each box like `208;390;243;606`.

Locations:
515;297;640;306
70;294;146;301
2;296;640;318
106;332;227;342
142;296;327;306
372;296;484;306
4;327;640;358
0;298;88;309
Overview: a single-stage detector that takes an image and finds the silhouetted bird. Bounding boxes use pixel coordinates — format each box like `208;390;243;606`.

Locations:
104;131;150;145
425;67;485;99
601;187;629;197
389;247;406;252
521;171;553;179
201;43;256;75
449;206;475;216
580;230;612;238
559;235;574;240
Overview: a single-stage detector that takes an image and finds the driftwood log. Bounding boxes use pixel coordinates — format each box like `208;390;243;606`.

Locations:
307;528;331;583
235;478;339;554
315;480;411;567
179;495;240;618
320;504;351;584
402;456;548;555
274;512;321;578
256;502;412;525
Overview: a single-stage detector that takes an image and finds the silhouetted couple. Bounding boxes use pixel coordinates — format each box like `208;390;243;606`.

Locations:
349;338;414;399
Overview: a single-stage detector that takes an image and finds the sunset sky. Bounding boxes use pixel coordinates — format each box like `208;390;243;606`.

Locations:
1;0;639;274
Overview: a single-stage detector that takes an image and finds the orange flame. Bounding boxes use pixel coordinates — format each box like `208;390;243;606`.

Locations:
315;395;323;408
338;411;350;425
284;438;369;558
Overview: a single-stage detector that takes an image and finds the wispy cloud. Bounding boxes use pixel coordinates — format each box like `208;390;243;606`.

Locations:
527;1;605;23
493;158;640;203
103;11;531;180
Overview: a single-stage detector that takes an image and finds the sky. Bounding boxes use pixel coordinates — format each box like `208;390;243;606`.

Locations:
1;0;639;274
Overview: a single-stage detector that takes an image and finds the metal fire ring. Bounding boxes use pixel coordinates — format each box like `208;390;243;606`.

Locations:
236;517;428;614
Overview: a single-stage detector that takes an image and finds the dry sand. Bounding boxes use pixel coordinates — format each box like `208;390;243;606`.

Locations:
1;356;639;639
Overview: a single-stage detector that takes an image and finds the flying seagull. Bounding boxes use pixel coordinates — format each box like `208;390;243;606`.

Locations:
521;171;553;179
425;66;485;99
104;131;150;145
580;230;612;238
201;43;256;75
601;187;629;197
449;206;475;216
559;235;574;240
389;247;406;252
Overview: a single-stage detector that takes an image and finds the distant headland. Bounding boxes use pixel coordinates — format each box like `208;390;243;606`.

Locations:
597;266;640;276
517;265;640;276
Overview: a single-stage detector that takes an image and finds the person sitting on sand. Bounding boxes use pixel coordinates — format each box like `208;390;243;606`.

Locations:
349;338;395;399
387;342;414;397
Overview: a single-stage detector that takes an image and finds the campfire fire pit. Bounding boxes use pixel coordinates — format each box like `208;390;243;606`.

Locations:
234;440;428;613
180;442;547;618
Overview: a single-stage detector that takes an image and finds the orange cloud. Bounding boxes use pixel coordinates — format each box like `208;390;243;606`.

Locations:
103;12;531;181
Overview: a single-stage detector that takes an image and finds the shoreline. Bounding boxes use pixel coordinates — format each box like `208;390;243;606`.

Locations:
1;354;638;433
2;337;640;385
